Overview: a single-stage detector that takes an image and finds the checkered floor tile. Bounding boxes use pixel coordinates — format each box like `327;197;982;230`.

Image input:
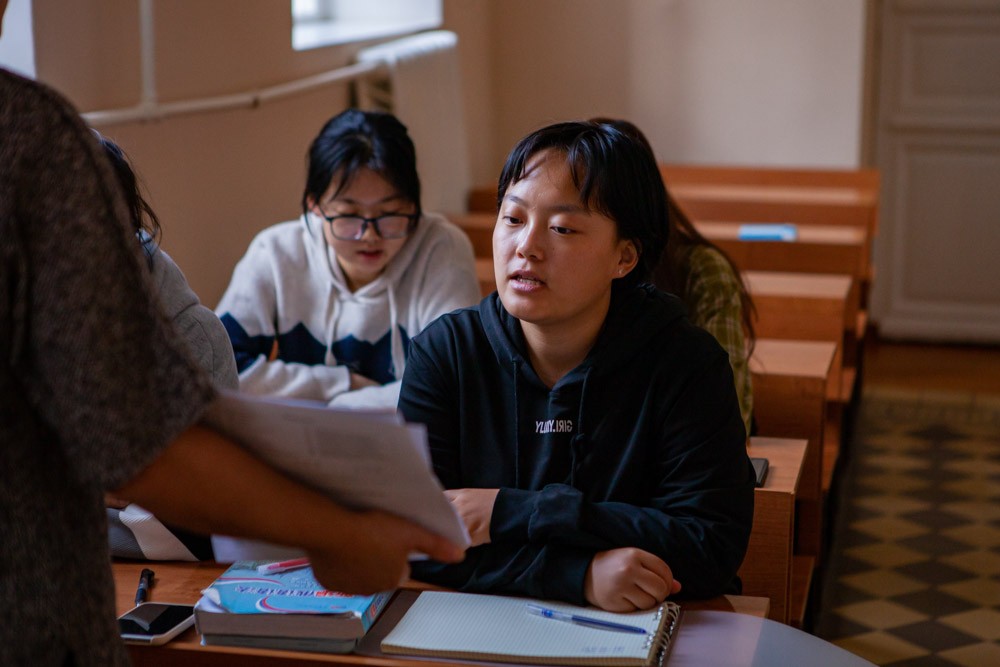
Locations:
814;388;1000;666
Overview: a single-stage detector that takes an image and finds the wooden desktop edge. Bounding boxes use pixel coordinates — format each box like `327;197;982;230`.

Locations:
114;561;769;666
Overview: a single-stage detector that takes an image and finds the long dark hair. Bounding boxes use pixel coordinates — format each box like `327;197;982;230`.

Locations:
95;132;162;266
592;119;757;345
496;120;667;290
301;109;421;221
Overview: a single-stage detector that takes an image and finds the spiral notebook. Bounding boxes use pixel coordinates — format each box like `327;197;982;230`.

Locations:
381;591;681;666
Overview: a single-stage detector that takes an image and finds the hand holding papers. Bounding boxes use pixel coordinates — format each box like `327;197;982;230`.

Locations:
202;391;470;561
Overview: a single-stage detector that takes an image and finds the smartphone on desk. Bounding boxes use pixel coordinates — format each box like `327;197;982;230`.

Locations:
751;457;769;488
118;602;195;645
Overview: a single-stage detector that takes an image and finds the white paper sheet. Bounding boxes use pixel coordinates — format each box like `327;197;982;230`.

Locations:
202;391;469;561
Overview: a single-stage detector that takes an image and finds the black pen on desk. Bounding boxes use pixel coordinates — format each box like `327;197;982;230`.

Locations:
135;568;154;605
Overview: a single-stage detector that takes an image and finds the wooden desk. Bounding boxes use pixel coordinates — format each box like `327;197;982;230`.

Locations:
669;182;877;234
114;562;769;667
700;223;869;360
749;339;834;560
744;270;855;406
741;437;806;625
657;164;880;193
744;271;853;343
659;164;881;235
660;162;877;333
659;165;879;316
695;221;869;283
748;341;834;626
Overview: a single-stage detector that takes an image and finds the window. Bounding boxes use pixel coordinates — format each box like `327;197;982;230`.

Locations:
291;0;442;51
0;0;36;78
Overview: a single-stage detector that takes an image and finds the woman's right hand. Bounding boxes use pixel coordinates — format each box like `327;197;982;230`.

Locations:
306;510;465;595
584;547;681;611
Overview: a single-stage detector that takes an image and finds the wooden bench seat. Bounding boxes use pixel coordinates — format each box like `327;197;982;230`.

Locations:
744;270;855;402
659;163;880;240
657;164;880;192
741;437;807;624
750;339;835;559
695;221;869;284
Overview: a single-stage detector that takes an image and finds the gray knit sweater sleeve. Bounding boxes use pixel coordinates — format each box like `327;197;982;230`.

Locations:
0;68;214;666
150;246;239;390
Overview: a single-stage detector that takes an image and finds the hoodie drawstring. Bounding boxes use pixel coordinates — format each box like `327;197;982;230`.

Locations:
512;358;521;488
323;293;340;366
319;219;342;367
387;284;405;380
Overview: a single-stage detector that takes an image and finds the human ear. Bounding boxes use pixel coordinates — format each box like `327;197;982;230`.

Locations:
616;240;639;277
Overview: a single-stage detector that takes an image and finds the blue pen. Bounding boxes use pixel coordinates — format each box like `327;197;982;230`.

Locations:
526;603;647;635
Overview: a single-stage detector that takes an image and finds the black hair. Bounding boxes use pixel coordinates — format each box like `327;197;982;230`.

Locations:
301;109;421;221
496;119;667;290
594;118;757;346
94;132;161;267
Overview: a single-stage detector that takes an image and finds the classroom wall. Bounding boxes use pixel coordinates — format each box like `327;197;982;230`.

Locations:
27;0;866;306
482;0;866;173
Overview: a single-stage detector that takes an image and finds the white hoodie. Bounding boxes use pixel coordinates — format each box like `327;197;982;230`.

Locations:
216;212;480;409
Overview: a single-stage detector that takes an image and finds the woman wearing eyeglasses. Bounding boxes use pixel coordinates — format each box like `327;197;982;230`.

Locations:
217;109;480;408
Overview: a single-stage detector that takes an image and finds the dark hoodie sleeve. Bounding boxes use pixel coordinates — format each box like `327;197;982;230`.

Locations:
398;330;462;486
489;352;755;601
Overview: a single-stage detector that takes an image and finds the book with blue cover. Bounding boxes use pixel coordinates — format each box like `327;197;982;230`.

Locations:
194;561;392;652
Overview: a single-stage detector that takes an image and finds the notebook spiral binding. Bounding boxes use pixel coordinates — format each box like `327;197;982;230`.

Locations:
646;603;680;667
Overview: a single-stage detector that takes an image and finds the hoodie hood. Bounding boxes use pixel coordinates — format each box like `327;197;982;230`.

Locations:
479;283;688;385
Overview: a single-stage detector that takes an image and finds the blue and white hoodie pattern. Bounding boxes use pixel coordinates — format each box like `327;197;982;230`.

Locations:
216;212;480;409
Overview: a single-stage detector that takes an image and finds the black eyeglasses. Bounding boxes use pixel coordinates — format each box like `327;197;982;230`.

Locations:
319;213;419;241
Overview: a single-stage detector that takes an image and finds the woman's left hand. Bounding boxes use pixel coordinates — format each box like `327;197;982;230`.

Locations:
444;488;499;547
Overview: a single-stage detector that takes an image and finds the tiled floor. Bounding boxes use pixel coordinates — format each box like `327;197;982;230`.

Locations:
814;387;1000;666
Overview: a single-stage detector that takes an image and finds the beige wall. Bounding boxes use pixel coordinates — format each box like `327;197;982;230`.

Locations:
442;0;496;189
483;0;866;173
28;0;866;306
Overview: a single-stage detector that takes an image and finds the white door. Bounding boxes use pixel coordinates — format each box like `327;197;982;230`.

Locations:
872;0;1000;342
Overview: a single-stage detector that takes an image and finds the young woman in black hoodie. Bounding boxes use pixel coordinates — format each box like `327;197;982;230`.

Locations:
399;120;755;612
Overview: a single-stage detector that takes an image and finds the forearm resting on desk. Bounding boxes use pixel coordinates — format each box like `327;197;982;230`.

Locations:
114;424;464;593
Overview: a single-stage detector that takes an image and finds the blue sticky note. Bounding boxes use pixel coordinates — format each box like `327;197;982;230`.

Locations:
738;223;798;241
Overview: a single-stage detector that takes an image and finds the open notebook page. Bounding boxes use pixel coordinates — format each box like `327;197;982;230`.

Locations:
382;591;679;667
